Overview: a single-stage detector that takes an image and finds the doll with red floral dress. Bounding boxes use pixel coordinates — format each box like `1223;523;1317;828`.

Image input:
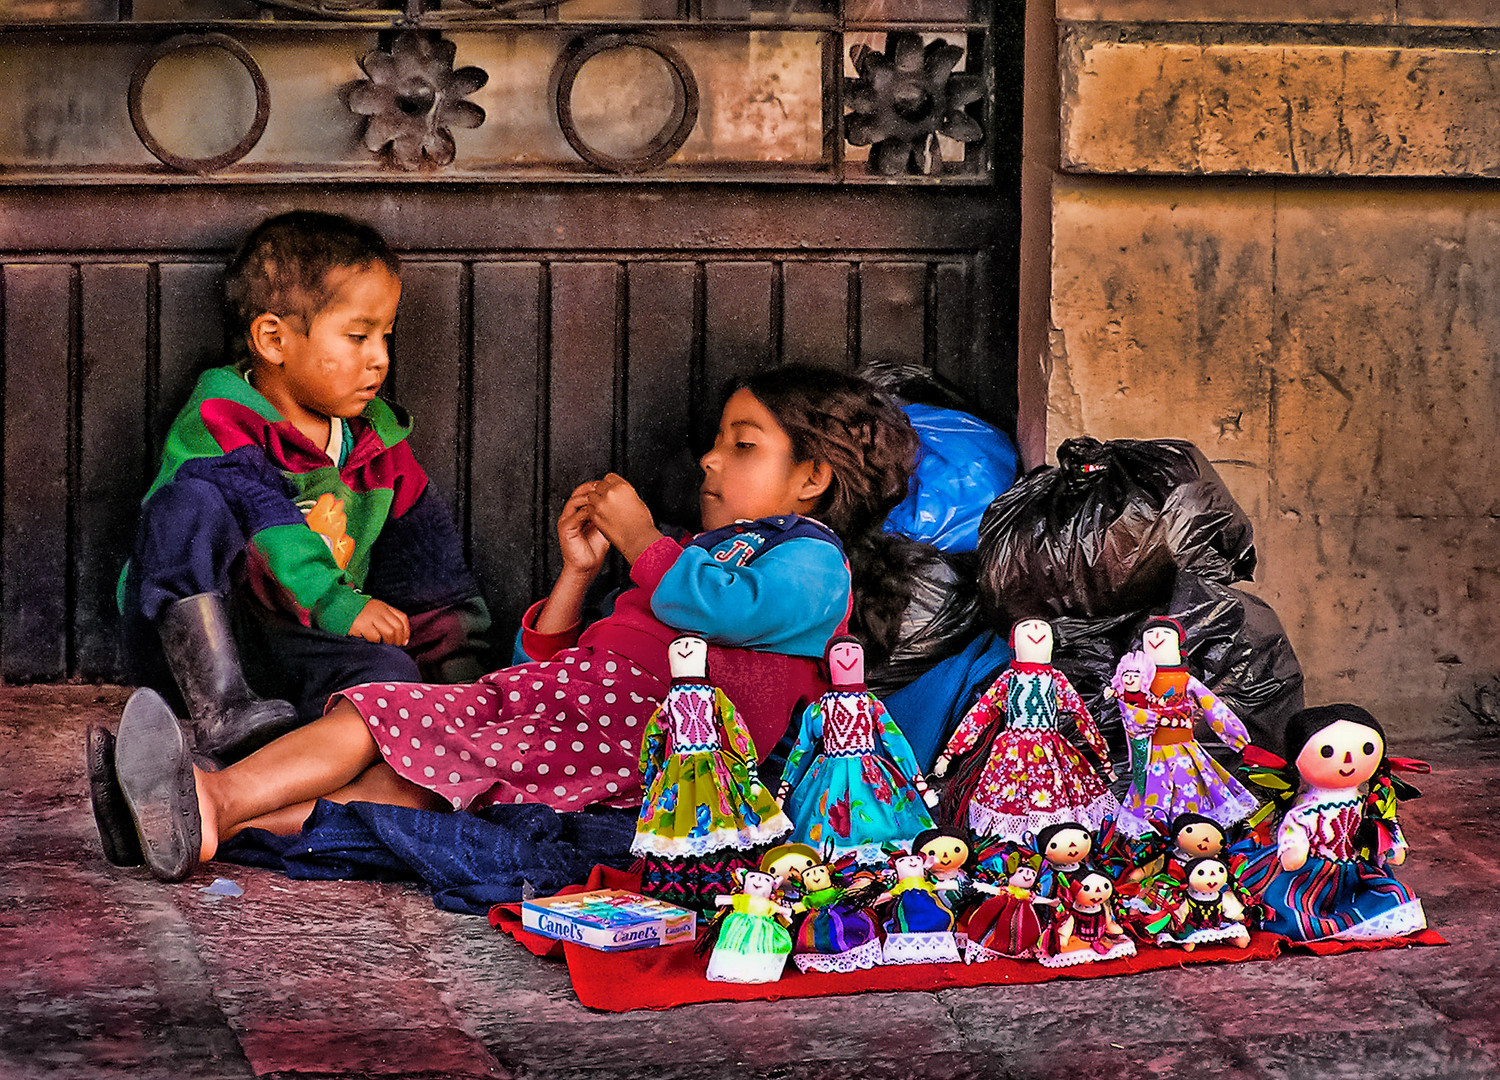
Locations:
933;619;1119;841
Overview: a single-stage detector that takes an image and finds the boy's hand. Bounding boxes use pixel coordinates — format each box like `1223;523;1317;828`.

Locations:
558;481;611;578
586;473;663;564
350;598;410;646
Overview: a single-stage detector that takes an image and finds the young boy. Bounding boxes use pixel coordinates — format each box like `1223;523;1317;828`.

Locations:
93;211;490;864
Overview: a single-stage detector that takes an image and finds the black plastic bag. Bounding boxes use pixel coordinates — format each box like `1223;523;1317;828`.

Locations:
977;437;1257;623
1047;574;1304;762
850;533;984;697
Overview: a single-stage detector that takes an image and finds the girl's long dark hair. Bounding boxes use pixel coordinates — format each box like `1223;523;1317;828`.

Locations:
731;365;920;649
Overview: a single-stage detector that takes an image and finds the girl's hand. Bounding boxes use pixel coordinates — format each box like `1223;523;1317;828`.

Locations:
349;598;411;646
558;482;611;577
586;473;663;564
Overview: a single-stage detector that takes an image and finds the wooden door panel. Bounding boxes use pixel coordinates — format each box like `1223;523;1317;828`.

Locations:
2;265;73;681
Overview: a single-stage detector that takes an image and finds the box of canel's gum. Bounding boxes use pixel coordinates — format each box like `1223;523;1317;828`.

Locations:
520;889;697;951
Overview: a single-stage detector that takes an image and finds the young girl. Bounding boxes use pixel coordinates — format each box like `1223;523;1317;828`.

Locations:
107;366;920;882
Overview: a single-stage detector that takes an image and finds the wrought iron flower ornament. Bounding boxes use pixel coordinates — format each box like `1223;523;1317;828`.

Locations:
845;32;985;176
347;31;488;170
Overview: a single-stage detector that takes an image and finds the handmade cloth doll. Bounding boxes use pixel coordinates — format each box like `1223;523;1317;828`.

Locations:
877;851;961;965
1032;821;1095;900
1124;812;1228;915
1105;649;1156;795
1037;867;1136;968
933;619;1119;841
704;868;794;983
788;860;884;974
1112;617;1259;838
962;852;1059;963
759;842;819;907
633;635;792;908
776;637;937;861
1146;856;1254;950
914;826;973;899
1237;704;1427;942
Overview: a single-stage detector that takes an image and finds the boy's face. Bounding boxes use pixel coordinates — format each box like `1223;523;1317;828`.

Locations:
253;262;401;427
698;389;827;532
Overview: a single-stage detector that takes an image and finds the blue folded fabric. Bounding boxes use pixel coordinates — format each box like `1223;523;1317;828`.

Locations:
218;798;638;915
881;630;1013;771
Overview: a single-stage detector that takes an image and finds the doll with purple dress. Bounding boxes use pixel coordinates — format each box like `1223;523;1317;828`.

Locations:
1112;617;1259;838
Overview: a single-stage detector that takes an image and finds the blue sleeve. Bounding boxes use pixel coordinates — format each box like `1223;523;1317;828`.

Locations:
649;536;850;657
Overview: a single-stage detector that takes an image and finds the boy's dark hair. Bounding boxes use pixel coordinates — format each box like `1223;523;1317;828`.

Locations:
733;364;919;540
224;210;400;363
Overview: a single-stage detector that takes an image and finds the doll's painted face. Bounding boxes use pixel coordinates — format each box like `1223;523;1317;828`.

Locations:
740;870;778;899
761;847;817;885
827;639;865;687
1012;619;1054;664
1187;859;1229;894
892;853;927;880
1073;872;1113;907
1043;827;1092;867
1142;623;1183;666
1008;865;1039;890
668;635;709;680
1175;821;1225;858
1120;669;1144;694
918;835;970;874
800;865;834;893
1296;719;1384;789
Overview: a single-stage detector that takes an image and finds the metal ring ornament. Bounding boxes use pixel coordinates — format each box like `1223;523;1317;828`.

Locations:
129;33;271;175
552;33;699;175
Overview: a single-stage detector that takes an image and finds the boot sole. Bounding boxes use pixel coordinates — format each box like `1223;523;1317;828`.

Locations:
85;725;144;867
116;688;202;883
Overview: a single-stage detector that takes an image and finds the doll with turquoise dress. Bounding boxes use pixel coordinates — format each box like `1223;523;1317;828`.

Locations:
776;636;938;861
632;634;792;909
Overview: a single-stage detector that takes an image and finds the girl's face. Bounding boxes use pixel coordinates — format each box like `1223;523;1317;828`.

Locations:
699;389;828;531
1296;719;1384;789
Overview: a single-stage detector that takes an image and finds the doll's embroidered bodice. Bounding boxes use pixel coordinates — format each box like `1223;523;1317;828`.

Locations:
1284;789;1363;863
1005;670;1062;732
820;690;878;755
1147;668;1195;729
664;683;721;753
1183;893;1222;928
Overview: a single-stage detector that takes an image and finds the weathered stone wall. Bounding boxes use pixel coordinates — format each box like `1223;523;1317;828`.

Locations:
1046;2;1500;737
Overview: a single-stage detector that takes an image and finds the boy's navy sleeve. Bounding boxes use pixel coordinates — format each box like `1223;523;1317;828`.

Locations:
649;537;850;657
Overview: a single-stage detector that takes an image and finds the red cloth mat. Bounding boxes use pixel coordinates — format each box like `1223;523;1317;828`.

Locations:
488;866;1443;1012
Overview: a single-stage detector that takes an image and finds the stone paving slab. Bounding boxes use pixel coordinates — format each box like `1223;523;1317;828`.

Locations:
1;686;1497;1079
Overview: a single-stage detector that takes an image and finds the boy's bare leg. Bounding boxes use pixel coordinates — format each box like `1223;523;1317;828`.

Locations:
226;761;449;840
195;700;382;860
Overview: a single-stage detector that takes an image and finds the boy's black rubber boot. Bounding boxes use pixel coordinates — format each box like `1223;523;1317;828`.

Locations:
159;592;302;764
86;724;145;867
115;687;202;883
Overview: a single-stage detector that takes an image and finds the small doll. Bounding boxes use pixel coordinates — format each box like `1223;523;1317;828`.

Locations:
1112;617;1260;838
1105;649;1156;795
759;842;820;906
876;851;961;965
633;635;792;909
1033;821;1094;899
962;852;1060;963
704;868;795;984
933;619;1119;841
1037;867;1137;968
1237;704;1427;942
1146;856;1253;951
1124;812;1228;915
777;636;938;861
788;860;884;974
914;826;973;898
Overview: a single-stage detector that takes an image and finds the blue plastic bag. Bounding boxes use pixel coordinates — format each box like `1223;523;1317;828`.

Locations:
884;403;1019;552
